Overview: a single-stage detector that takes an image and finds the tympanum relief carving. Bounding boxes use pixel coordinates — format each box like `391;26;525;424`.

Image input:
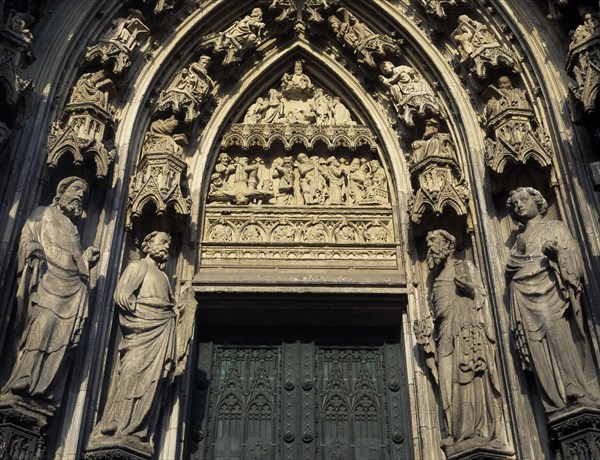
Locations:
451;15;519;79
414;230;507;457
261;0;339;33
483;76;554;179
566;13;600;116
202;61;398;268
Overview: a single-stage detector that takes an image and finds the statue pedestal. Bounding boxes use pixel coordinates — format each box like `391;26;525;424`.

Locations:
549;407;600;460
0;399;52;460
445;443;514;460
85;435;153;460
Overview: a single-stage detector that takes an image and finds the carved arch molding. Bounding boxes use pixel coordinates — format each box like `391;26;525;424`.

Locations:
1;0;600;460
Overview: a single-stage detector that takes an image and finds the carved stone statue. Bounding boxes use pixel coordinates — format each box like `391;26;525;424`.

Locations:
1;177;99;413
570;13;599;49
484;76;530;120
142;115;187;157
408;119;469;223
414;230;505;455
89;231;196;456
156;55;214;123
418;0;467;20
451;15;518;78
379;61;440;127
281;60;313;100
69;70;112;110
201;8;265;65
506;187;600;416
85;10;149;76
328;8;400;67
7;12;33;43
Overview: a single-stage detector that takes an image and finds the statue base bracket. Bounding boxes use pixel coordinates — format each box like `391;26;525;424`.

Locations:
549;406;600;460
0;403;50;460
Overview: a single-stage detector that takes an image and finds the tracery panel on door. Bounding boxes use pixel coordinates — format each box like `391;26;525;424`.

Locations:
189;340;410;460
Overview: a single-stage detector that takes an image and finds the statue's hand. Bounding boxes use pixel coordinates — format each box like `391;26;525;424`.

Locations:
542;240;559;260
379;75;388;85
455;277;476;297
27;248;46;266
84;246;100;267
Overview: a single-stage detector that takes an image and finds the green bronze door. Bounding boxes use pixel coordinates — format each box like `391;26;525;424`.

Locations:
189;341;410;460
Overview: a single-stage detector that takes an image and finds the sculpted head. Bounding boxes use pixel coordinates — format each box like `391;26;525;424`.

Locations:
142;231;171;265
426;229;456;269
423;118;440;139
498;76;513;90
53;176;89;220
198;55;212;69
506;187;547;222
379;61;394;76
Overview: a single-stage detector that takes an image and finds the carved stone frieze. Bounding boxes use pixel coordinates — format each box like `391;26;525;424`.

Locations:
207;152;389;207
415;230;509;458
328;8;400;67
155;55;214;123
483;76;553;176
379;61;441;127
418;0;468;20
202;206;397;266
47;70;116;180
451;15;519;79
201;8;265;65
84;10;149;76
549;408;600;460
407;119;469;224
566;14;600;115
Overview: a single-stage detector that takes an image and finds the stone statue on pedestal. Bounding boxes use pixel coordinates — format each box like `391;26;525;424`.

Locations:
506;187;600;416
88;231;196;457
414;230;506;455
1;177;99;415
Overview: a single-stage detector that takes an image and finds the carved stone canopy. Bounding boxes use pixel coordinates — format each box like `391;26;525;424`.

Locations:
451;15;519;79
566;14;600;115
84;10;150;76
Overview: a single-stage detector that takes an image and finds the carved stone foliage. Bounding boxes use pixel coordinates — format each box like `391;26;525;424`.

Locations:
84;10;149;76
207;152;389;207
407;119;469;224
414;230;508;457
566;13;600;115
379;61;441;127
0;10;34;155
126;116;191;229
418;0;468;20
451;15;519;79
87;232;196;460
483;76;553;177
549;408;600;460
155;55;214;123
0;178;99;420
47;70;116;180
328;8;400;67
506;187;600;417
201;8;265;65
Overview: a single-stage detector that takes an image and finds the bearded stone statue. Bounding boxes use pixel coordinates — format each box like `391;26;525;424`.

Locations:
1;177;99;414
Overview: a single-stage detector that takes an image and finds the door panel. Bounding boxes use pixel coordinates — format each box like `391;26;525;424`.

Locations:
189;342;410;460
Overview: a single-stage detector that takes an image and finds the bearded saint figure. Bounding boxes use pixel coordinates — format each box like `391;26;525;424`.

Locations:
2;177;99;411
